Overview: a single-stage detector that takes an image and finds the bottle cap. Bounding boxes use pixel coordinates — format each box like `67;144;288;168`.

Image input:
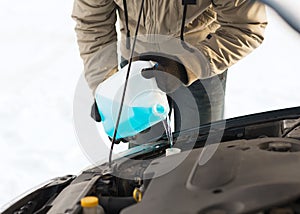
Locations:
81;196;99;208
152;104;166;116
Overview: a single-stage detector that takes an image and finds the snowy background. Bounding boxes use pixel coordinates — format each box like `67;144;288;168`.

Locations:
0;0;299;208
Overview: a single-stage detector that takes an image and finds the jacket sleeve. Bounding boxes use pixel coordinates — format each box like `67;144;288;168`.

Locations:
195;0;268;77
72;0;118;93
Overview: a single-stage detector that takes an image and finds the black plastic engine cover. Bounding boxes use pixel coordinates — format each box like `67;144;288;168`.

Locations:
122;137;300;214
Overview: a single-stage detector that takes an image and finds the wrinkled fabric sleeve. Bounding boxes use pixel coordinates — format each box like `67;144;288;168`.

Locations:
72;0;118;93
194;0;267;78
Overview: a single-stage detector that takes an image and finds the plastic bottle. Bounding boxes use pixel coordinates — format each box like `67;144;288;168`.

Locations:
95;61;170;139
81;196;105;214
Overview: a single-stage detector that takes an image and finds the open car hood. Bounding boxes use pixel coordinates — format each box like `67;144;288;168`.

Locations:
2;106;300;214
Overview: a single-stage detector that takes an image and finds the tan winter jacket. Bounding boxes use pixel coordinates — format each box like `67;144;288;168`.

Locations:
72;0;267;93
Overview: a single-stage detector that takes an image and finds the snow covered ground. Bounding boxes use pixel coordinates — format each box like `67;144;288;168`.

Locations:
0;0;299;208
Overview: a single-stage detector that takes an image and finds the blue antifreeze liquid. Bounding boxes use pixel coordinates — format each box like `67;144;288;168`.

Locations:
97;97;168;139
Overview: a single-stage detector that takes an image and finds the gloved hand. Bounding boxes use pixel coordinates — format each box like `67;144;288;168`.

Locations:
91;100;124;143
91;99;128;144
138;53;188;93
91;99;101;122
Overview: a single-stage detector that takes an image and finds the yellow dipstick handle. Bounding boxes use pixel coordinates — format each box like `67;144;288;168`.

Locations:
133;188;143;202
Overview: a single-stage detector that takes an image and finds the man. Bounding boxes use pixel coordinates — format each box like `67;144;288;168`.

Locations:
72;0;267;142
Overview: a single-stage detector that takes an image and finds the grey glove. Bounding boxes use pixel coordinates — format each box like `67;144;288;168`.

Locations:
91;99;101;122
138;53;188;93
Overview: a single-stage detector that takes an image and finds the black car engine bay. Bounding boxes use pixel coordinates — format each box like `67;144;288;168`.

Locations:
4;107;300;214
